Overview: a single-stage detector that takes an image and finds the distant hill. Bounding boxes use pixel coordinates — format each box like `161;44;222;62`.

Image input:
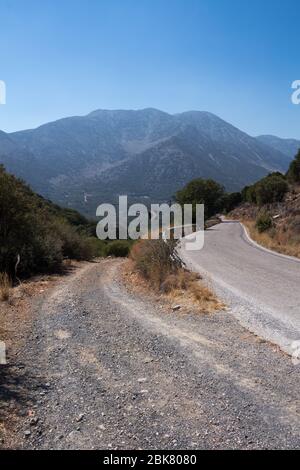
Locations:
0;109;293;217
257;135;300;160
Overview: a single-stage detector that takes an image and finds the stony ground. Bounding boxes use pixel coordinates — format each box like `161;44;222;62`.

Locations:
0;259;299;450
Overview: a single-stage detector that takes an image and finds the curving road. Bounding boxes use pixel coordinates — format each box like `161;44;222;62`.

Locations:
180;221;300;355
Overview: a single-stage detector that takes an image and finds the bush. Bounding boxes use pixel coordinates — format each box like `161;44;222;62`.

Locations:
53;222;95;261
289;215;300;232
0;166;98;278
287;149;300;183
105;240;131;258
130;238;220;309
130;239;181;289
220;192;242;213
255;212;273;233
85;238;107;257
244;173;288;206
176;178;225;220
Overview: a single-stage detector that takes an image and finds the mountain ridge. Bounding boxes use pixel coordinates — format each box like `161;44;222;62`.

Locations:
257;134;300;160
0;108;295;216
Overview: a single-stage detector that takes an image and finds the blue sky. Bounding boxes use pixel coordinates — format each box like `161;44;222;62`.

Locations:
0;0;299;137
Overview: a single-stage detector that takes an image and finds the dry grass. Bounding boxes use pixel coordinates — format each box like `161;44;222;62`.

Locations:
0;272;12;301
130;238;181;290
229;185;300;259
129;239;223;313
244;220;300;259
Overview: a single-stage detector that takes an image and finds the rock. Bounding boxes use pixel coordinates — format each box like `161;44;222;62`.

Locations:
143;358;153;364
24;430;31;437
30;417;39;426
67;430;81;442
138;378;147;383
76;413;85;422
172;305;181;311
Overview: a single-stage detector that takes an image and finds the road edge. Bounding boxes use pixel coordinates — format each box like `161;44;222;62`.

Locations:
239;221;300;264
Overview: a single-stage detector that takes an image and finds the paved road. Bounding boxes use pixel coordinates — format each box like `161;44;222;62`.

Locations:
2;259;299;450
180;221;300;355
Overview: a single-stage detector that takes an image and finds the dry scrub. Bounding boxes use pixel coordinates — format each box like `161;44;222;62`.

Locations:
130;239;222;313
244;220;300;259
230;185;300;259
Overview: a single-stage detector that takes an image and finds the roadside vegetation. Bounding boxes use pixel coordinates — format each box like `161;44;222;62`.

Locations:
229;150;300;258
173;151;300;260
2;147;299;299
0;166;133;288
130;238;221;312
105;240;133;258
175;177;242;220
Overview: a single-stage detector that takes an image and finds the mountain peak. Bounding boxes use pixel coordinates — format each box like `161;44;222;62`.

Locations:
0;108;295;216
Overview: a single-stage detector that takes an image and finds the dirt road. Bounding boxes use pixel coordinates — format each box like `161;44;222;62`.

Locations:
1;259;299;449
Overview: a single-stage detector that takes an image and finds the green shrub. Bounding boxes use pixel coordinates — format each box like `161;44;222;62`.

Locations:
85;238;107;257
176;178;225;220
220;192;242;213
105;240;131;258
0;166;98;278
52;222;94;261
255;212;273;233
244;173;288;206
287;150;300;183
289;215;300;232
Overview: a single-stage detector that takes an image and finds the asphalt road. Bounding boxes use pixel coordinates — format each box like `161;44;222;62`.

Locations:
2;259;299;450
180;221;300;356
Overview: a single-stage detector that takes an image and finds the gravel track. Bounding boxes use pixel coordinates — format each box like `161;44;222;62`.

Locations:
2;259;300;450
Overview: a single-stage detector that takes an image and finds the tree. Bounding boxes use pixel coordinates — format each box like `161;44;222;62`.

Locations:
0;166;97;278
176;178;225;220
220;192;242;213
243;172;288;206
287;149;300;183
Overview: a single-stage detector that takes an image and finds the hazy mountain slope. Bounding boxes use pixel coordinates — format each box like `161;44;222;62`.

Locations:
89;126;269;199
257;135;300;160
0;109;293;216
11;109;180;171
0;131;49;193
178;112;291;171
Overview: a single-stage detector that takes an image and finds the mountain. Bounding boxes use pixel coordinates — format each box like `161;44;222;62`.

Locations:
0;109;293;217
0;130;49;193
257;135;300;160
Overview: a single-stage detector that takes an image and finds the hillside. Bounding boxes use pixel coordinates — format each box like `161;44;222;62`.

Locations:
0;109;293;217
0;166;100;278
230;175;300;259
257;135;300;160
